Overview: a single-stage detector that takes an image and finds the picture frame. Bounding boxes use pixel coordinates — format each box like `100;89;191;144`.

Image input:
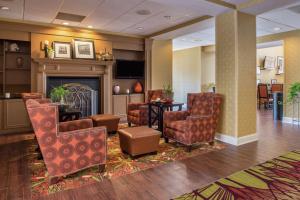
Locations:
73;39;95;59
271;79;277;84
277;56;284;74
263;56;275;69
53;41;72;59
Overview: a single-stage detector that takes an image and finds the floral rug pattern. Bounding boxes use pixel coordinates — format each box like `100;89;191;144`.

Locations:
30;134;225;199
174;150;300;200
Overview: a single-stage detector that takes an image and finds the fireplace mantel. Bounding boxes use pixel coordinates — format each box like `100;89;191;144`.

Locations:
32;58;113;114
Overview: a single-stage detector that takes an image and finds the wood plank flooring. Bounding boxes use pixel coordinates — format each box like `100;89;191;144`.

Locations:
0;110;299;200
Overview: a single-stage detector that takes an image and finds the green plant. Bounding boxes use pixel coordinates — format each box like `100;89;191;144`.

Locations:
163;84;173;95
287;82;300;103
50;86;69;102
47;46;54;53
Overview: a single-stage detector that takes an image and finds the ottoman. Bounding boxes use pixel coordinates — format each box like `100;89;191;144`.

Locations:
89;114;121;133
118;126;161;157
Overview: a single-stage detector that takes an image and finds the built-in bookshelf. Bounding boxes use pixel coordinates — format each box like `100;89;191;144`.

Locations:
0;39;31;96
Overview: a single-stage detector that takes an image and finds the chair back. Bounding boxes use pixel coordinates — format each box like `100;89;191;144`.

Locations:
271;84;283;93
258;84;269;98
187;93;216;116
25;99;58;140
147;90;163;102
21;93;43;103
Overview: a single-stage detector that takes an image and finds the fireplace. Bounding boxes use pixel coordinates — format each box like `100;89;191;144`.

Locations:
46;77;102;117
32;58;113;114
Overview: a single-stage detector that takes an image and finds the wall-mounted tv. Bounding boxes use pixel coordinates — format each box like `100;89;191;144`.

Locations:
115;59;145;79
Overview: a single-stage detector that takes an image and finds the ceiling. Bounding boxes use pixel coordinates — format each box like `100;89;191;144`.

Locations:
0;0;233;36
173;0;300;51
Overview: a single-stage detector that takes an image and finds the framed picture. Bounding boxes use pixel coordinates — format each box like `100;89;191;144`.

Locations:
263;56;275;69
256;66;261;75
257;79;261;85
53;42;72;59
277;56;284;74
271;79;277;84
73;39;95;59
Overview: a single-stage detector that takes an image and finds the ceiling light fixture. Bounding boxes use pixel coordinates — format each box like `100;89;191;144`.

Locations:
62;22;69;25
164;15;171;20
136;9;151;15
273;27;281;31
87;25;93;28
0;6;9;10
181;38;187;41
137;27;143;30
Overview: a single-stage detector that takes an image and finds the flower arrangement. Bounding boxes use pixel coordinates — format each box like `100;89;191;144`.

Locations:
163;84;174;103
50;86;70;104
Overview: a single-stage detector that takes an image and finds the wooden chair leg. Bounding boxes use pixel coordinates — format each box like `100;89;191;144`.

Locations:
164;137;169;143
49;176;61;185
209;141;214;146
186;145;192;152
128;122;131;127
99;164;106;173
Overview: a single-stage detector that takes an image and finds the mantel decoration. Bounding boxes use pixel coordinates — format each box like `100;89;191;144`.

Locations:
98;48;114;61
53;41;72;59
163;84;174;103
50;86;70;104
73;39;95;59
133;81;143;93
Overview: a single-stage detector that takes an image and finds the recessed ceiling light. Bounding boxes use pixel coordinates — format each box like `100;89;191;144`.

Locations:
137;27;143;30
192;39;202;42
164;15;172;20
62;22;69;25
87;25;93;28
136;9;151;15
273;27;281;31
0;6;9;10
181;38;187;41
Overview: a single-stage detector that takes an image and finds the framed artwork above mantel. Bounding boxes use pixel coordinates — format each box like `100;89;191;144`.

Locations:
73;39;95;60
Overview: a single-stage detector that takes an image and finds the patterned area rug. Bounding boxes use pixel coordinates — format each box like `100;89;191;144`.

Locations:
30;134;225;199
174;150;300;200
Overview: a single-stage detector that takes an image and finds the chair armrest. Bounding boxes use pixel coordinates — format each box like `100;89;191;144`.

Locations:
59;119;93;132
128;103;147;112
35;98;52;104
164;111;190;122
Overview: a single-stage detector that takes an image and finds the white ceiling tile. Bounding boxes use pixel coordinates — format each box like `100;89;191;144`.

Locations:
0;0;23;20
24;0;63;23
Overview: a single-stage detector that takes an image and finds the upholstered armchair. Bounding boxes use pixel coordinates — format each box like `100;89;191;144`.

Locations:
163;93;222;152
26;99;107;183
127;89;163;126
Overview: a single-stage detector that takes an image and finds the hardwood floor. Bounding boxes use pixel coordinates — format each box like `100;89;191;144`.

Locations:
0;110;299;200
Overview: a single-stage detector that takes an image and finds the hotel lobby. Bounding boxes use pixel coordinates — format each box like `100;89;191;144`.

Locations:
0;0;299;199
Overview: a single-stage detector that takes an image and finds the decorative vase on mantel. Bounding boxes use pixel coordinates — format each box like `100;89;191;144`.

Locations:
113;85;120;94
133;81;143;93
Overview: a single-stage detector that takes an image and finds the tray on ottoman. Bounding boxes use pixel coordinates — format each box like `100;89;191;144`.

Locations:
118;126;161;157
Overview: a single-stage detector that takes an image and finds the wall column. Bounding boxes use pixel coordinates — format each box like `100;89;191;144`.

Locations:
215;10;257;145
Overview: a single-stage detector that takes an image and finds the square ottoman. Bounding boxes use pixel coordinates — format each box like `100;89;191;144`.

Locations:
118;126;161;157
89;114;121;133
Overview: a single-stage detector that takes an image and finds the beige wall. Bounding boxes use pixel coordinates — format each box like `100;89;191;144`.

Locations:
216;11;257;138
173;47;201;104
258;30;300;118
201;46;215;86
257;46;284;84
151;40;173;89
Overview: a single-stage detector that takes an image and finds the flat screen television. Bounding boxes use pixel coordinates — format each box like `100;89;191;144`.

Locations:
115;59;145;79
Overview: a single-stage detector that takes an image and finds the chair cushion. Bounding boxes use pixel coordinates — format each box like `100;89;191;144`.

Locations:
166;120;188;132
128;110;140;117
190;95;213;116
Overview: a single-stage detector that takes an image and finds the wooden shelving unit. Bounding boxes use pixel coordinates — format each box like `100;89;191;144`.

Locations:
0;39;31;96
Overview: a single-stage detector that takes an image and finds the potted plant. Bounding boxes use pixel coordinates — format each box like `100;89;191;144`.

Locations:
202;83;216;93
287;82;300;103
163;84;174;103
47;47;55;59
50;86;70;110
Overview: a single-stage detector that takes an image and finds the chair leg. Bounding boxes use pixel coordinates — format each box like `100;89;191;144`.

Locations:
186;145;192;152
99;164;106;173
164;137;169;143
209;141;214;146
49;176;61;185
128;122;131;127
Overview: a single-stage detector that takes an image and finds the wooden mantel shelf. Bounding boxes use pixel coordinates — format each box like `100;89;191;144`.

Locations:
32;58;113;66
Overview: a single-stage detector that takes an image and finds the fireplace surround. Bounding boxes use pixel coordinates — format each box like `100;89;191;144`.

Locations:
32;58;113;114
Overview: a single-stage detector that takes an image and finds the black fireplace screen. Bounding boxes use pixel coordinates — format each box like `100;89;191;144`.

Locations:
46;77;100;117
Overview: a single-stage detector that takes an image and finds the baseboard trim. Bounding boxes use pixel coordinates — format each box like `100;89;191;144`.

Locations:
283;117;300;125
215;133;258;146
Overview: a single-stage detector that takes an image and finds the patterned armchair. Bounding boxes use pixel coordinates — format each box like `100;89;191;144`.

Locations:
163;93;222;152
127;89;163;126
25;99;107;183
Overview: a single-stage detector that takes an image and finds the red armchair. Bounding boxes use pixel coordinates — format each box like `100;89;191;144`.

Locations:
163;93;222;152
25;99;107;182
127;89;163;126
